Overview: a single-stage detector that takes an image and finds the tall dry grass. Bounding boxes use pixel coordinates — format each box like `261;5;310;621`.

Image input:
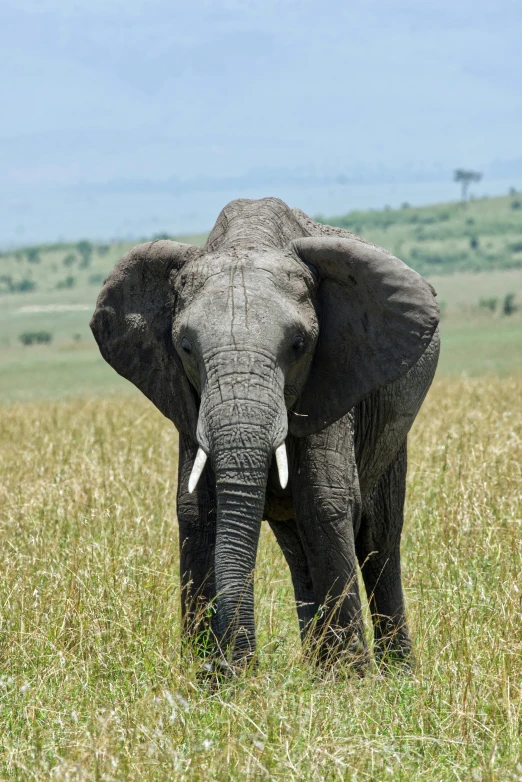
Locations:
0;378;521;780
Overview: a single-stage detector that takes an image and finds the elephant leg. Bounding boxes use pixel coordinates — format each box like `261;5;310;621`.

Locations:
177;434;217;654
290;419;369;670
267;517;318;642
356;441;412;666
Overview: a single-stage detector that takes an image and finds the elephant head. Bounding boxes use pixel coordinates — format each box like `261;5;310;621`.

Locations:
90;197;438;663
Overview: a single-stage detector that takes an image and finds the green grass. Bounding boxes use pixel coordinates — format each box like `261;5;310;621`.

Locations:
1;379;521;778
438;316;522;376
0;344;135;403
430;268;522;314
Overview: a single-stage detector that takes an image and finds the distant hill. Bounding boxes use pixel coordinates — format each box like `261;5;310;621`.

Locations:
1;194;522;294
317;192;522;275
0;232;208;300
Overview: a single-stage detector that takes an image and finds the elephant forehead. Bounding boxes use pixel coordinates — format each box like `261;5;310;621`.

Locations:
174;251;313;305
182;279;302;335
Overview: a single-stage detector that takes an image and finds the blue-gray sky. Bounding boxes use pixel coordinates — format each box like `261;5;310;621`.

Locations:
1;0;521;244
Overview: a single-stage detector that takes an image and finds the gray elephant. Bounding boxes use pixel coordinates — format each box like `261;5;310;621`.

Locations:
90;197;439;672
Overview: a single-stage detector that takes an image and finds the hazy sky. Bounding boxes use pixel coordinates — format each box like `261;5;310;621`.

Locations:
1;0;521;242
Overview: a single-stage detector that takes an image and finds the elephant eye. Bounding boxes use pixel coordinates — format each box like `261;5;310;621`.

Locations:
291;334;306;355
181;336;192;355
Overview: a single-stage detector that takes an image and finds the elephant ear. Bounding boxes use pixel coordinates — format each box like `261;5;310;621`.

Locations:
90;240;202;434
289;236;439;437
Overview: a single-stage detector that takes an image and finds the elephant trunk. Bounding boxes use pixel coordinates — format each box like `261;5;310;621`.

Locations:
212;448;268;662
193;351;287;666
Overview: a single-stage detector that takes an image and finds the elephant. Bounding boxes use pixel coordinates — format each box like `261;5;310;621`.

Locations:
90;197;439;672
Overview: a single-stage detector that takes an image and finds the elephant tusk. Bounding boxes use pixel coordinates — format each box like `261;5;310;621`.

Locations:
188;447;208;493
275;442;288;490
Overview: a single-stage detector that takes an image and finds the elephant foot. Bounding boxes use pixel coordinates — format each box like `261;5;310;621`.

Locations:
304;624;370;676
374;625;414;672
195;658;236;684
195;652;258;685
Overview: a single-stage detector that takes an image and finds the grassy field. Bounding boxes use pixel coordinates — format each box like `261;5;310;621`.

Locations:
0;194;521;777
1;378;521;779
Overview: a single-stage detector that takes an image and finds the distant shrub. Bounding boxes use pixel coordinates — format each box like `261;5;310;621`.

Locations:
511;200;521;210
73;333;82;342
56;275;76;290
509;187;518;196
19;330;53;346
469;236;480;250
77;240;93;268
26;248;40;264
12;278;36;293
409;247;443;265
408;245;474;272
88;272;105;285
479;297;498;312
510;241;522;253
401;202;410;209
63;253;76;267
97;244;110;256
466;218;475;225
0;275;13;293
503;293;517;316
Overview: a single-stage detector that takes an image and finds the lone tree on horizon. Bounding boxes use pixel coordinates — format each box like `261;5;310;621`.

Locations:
454;169;483;202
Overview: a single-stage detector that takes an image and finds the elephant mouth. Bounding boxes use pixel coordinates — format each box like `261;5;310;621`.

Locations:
187;442;289;494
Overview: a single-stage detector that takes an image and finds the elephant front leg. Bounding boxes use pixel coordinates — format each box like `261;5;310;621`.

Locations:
267;516;318;642
356;442;412;667
177;434;217;657
290;420;369;671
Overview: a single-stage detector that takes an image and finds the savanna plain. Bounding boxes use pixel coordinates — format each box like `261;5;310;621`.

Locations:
1;195;522;779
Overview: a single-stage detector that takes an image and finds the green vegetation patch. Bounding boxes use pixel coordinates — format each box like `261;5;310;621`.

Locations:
317;193;522;275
